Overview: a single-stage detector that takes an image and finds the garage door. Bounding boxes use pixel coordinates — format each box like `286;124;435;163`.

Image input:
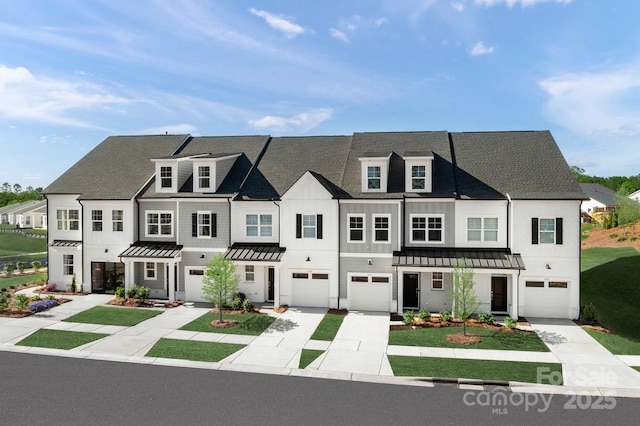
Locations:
349;274;391;312
291;272;330;308
184;267;208;302
522;280;569;318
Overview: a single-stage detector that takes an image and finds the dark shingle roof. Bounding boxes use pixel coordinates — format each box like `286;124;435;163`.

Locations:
450;131;585;200
44;135;190;199
238;136;351;199
579;183;618;206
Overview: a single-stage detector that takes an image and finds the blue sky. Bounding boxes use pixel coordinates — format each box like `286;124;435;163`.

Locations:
1;0;639;189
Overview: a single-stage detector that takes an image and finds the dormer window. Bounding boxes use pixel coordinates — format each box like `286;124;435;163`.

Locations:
198;166;210;189
160;166;173;188
359;153;391;193
403;152;434;193
367;166;381;190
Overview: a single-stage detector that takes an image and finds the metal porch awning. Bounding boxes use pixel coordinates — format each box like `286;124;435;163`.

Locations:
119;241;183;259
225;243;286;262
50;240;82;248
392;248;525;270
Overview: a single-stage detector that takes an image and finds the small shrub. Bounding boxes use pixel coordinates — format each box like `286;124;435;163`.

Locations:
46;295;56;301
35;276;46;285
478;312;494;324
631;237;638;241
0;294;8;311
402;310;414;325
242;298;253;313
114;286;126;299
137;286;150;301
439;310;452;322
14;294;29;310
609;233;618;238
581;302;599;325
417;309;430;320
4;263;15;277
127;285;138;299
504;316;517;329
617;237;627;242
31;294;41;302
28;299;58;313
230;294;243;310
16;261;26;274
31;260;42;273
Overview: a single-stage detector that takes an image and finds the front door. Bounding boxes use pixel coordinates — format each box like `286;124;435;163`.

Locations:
403;273;419;309
491;276;508;311
267;267;275;302
91;262;124;293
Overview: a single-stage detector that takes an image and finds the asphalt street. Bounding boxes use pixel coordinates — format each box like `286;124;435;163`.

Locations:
0;351;637;425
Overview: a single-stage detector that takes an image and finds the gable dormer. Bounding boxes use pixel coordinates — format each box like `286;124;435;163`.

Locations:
403;151;434;193
192;153;241;193
359;152;391;193
152;156;193;193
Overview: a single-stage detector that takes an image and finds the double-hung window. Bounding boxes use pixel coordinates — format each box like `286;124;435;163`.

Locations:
57;209;79;231
296;214;323;239
367;166;381;190
467;217;498;242
348;214;364;242
145;262;156;280
112;210;123;232
245;265;255;282
198;166;210;189
198;213;211;237
411;165;426;190
246;214;272;237
63;254;74;275
432;272;443;290
147;211;173;237
539;219;555;244
92;210;102;232
532;217;563;245
192;212;216;238
411;214;443;243
373;214;390;243
160;166;172;188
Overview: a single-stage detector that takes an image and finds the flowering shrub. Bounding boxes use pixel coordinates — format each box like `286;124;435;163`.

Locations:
28;299;59;313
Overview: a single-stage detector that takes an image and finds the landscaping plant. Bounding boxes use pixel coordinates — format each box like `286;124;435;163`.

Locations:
417;309;429;320
581;302;599;325
4;263;15;277
504;316;517;329
70;274;77;293
439;310;452;322
16;261;26;274
31;260;41;273
403;310;414;325
137;285;150;301
478;312;494;324
13;293;29;310
451;260;481;336
201;254;240;323
242;298;253;313
114;286;126;299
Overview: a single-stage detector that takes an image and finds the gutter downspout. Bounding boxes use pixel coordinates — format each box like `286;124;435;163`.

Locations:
506;192;512;251
337;200;341;310
78;199;85;292
44;194;50;284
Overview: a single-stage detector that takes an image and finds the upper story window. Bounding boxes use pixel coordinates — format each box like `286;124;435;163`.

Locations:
411;166;426;190
146;211;173;237
348;214;365;243
198;166;210;189
92;210;102;232
467;217;498;242
192;212;217;238
246;214;272;237
57;209;79;231
296;214;323;239
411;214;444;243
367;166;381;190
532;217;563;245
404;154;433;193
160;166;173;188
112;210;123;232
373;214;390;243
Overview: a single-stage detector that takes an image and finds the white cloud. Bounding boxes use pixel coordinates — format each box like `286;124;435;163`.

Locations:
451;1;465;12
249;8;307;38
0;64;130;128
373;18;389;27
248;108;333;132
329;28;350;43
475;0;572;7
138;123;197;135
539;63;640;138
469;41;495;56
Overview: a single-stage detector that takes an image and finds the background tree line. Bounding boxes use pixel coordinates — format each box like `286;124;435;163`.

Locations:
571;166;640;195
0;183;43;208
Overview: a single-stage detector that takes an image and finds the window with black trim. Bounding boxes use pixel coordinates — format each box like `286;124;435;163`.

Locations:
532;217;563;245
296;214;323;239
192;212;217;238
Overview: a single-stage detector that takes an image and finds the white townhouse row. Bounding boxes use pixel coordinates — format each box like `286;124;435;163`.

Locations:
44;131;585;319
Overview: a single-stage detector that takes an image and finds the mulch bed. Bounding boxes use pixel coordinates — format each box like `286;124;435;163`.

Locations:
446;332;484;345
211;319;240;328
107;298;185;308
0;298;71;318
574;320;612;334
273;305;288;313
327;308;349;316
390;318;529;335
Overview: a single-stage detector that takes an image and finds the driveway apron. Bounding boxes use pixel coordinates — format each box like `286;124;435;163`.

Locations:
530;318;640;389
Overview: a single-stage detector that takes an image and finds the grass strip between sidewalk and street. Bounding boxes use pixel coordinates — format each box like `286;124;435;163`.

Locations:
299;349;324;369
310;313;345;341
388;356;562;384
180;312;276;336
388;326;550;352
145;338;245;362
63;306;162;327
16;329;108;350
584;328;640;355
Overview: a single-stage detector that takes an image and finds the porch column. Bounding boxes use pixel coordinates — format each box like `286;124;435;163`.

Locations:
511;271;519;320
274;265;280;308
397;271;404;315
167;260;176;302
124;260;134;291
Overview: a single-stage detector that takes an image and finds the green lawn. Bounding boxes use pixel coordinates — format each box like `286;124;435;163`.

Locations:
584;329;640;355
389;326;550;351
145;338;245;362
388;356;562;384
0;232;47;256
0;273;46;290
16;329;108;350
180;312;276;336
581;224;595;240
63;306;162;326
310;313;345;341
299;349;324;369
581;247;640;340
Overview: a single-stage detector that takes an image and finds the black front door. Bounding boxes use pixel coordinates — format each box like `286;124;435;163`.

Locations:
267;267;275;301
491;276;508;311
403;273;419;309
91;262;124;293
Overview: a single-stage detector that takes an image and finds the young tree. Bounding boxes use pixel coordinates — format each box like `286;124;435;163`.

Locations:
201;254;240;323
615;193;640;237
451;259;482;336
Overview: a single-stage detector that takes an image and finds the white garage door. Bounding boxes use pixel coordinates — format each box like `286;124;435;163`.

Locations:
349;274;391;312
184;267;208;303
522;280;569;318
291;272;330;308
